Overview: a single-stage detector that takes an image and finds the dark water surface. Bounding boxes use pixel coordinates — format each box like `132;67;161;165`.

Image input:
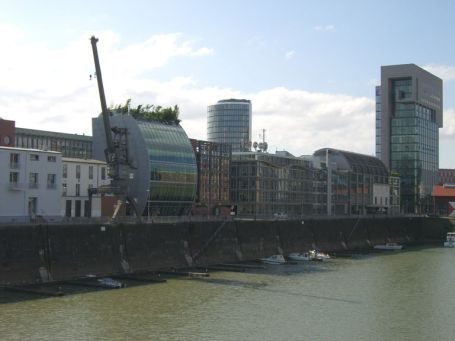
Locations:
1;246;454;340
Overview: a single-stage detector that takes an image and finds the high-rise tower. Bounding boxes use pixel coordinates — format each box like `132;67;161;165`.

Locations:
376;64;443;213
207;99;252;152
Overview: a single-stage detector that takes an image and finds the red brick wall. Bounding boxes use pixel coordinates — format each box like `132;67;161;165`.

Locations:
0;119;15;147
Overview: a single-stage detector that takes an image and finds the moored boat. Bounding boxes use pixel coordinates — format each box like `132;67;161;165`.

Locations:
315;251;331;260
97;277;123;288
259;254;286;264
444;232;455;247
373;242;403;250
288;250;330;261
288;252;312;261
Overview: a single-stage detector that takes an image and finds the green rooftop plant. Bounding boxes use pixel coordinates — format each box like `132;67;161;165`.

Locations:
110;99;181;124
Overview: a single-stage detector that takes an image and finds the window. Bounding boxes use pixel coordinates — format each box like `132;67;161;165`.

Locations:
9;172;19;183
75;200;81;217
65;200;72;217
47;174;56;189
101;167;106;180
29;173;39;188
9;153;20;168
28;197;37;216
76;165;81;179
62;183;67;196
89;166;94;180
62;164;67;178
76;183;80;196
48;155;57;162
84;200;91;217
30;154;39;161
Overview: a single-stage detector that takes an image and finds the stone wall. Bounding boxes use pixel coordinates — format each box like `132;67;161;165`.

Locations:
1;217;453;286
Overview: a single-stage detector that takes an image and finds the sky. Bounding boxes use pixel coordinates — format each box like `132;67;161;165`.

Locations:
0;0;454;167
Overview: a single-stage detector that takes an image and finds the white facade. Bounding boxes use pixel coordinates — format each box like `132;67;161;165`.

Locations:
0;147;62;223
373;183;390;212
61;158;109;218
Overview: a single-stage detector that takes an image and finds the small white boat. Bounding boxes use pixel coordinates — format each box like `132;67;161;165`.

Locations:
444;232;455;247
288;252;312;261
288;250;330;261
315;251;331;260
259;254;286;264
97;277;123;288
373;242;403;250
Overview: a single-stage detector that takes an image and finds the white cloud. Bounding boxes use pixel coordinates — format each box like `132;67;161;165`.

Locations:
1;26;454;166
423;64;455;81
249;88;374;155
0;27;215;134
441;108;455;137
313;25;336;32
285;50;296;60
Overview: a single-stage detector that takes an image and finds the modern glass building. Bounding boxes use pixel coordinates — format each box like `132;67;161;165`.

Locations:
313;148;396;215
207;99;252;152
190;139;231;214
376;64;443;213
230;151;320;217
92;114;197;216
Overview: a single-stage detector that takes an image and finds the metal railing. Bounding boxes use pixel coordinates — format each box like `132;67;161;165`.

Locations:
0;213;426;226
8;182;25;191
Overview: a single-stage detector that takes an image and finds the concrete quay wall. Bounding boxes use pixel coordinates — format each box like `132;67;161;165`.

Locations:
0;217;452;286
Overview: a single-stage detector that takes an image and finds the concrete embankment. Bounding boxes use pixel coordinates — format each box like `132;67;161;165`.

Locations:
0;217;453;286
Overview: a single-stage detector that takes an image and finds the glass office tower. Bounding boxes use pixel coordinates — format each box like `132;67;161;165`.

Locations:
376;64;443;213
207;99;252;152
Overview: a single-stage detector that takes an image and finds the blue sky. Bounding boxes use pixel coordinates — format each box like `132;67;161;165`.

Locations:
1;0;454;166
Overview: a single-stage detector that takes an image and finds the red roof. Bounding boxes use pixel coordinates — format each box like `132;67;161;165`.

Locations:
432;185;455;197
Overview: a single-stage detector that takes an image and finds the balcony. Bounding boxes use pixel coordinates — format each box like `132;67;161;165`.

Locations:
9;162;20;169
8;182;25;191
47;183;57;189
29;183;39;189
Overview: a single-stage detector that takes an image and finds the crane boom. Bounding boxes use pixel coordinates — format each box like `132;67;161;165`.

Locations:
90;36;115;160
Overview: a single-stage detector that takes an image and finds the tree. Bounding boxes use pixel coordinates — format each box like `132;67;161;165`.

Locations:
109;99;181;124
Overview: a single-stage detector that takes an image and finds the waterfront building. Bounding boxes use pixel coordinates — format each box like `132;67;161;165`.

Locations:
438;169;455;185
0;146;61;223
0;118;15;147
207;99;252;152
92;114;197;216
312;148;398;215
376;64;443;213
230;150;321;217
190;139;231;215
431;185;455;217
61;158;109;218
15;127;93;159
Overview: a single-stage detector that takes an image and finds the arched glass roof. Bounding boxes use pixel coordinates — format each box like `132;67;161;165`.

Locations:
314;148;388;177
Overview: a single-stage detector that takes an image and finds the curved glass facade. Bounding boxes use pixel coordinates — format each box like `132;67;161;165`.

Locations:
207;99;252;152
138;120;197;216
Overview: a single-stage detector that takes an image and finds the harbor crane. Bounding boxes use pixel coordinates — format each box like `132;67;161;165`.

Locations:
89;36;138;218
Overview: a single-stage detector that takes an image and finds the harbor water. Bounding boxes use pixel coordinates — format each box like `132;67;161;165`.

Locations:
1;246;454;340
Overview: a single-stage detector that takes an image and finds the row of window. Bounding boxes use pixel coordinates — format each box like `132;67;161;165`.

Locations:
62;183;91;197
9;171;57;188
8;153;57;168
15;134;92;158
62;164;106;180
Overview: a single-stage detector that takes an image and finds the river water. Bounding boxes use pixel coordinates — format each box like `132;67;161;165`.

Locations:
1;246;454;341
